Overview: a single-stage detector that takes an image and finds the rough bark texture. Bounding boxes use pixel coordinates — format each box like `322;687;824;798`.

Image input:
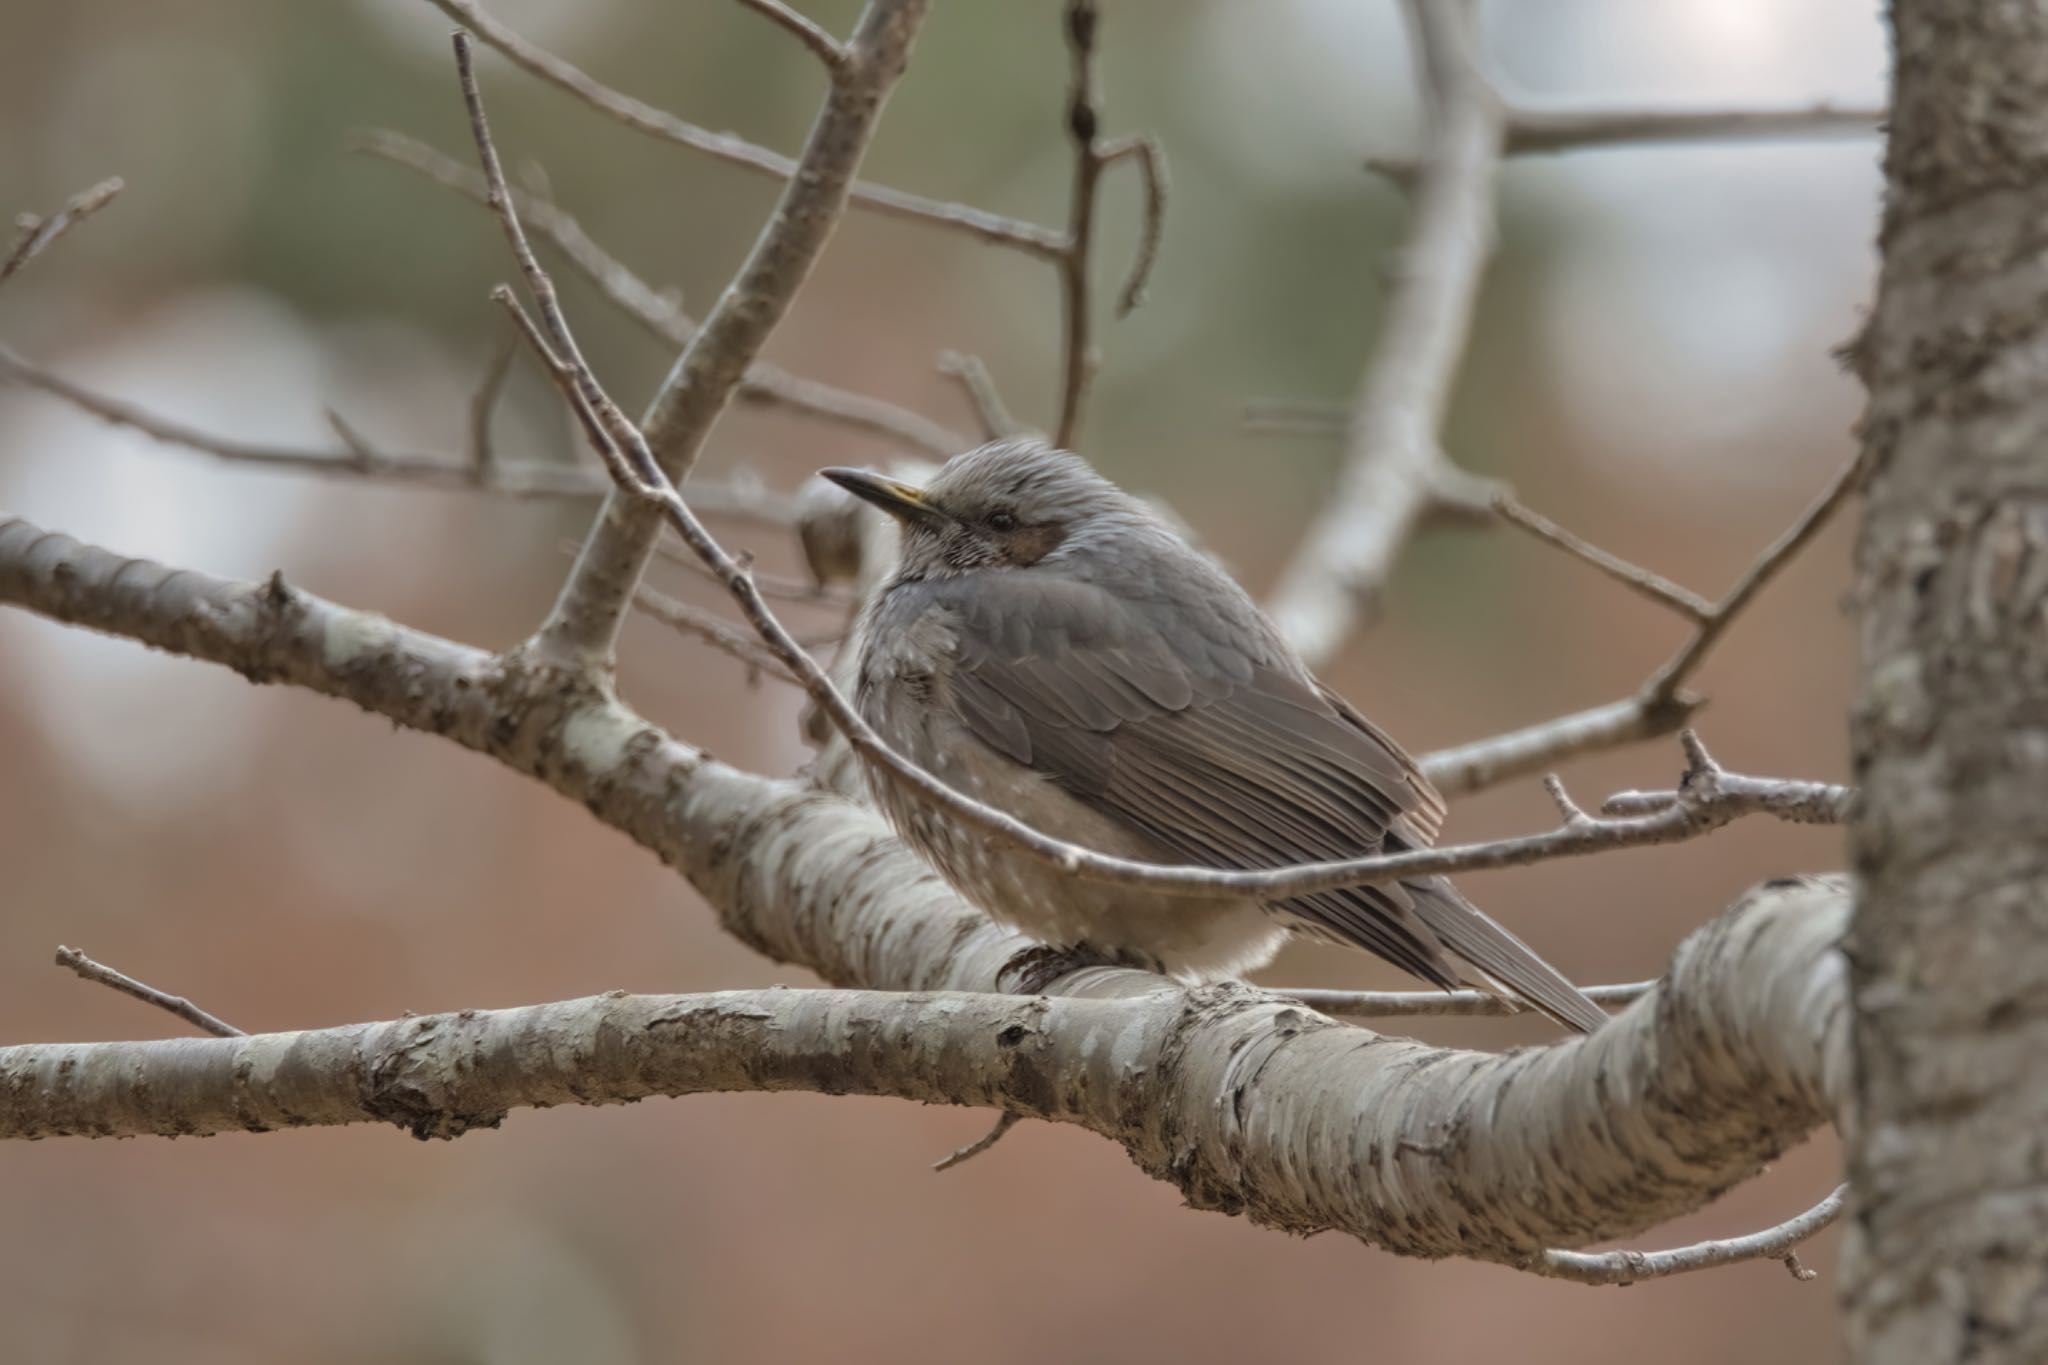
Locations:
0;515;1851;1266
1843;4;2048;1359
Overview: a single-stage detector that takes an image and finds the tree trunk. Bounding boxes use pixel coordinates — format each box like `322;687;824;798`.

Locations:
1845;5;2048;1360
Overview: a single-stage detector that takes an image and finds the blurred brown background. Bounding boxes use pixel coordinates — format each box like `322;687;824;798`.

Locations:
0;1;1879;1361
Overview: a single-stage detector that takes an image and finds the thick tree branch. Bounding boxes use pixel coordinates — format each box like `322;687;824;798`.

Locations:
532;0;931;670
0;510;1853;1267
0;880;1851;1277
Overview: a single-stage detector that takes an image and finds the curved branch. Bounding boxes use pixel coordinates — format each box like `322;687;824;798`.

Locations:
0;514;1851;1265
1;882;1851;1273
1536;1184;1847;1286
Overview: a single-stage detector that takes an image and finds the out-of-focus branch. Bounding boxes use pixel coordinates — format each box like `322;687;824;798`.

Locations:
938;350;1021;441
1;178;124;290
355;130;964;458
54;946;244;1039
0;346;803;524
1265;0;1505;665
1052;0;1166;447
1421;449;1865;797
733;0;846;69
632;581;804;685
1285;979;1653;1021
1506;101;1882;157
423;0;1063;259
1492;492;1714;621
531;0;933;671
1537;1185;1848;1287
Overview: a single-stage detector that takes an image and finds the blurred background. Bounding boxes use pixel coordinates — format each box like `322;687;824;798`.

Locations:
0;1;1881;1361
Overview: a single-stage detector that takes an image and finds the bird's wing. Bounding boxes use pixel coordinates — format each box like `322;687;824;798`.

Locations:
927;570;1465;989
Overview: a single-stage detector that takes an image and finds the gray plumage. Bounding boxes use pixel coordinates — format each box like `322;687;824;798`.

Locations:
824;441;1608;1033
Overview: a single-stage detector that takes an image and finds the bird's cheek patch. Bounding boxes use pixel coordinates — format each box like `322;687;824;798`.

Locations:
1003;524;1067;566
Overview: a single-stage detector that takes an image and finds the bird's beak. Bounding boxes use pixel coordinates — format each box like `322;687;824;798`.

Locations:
820;467;943;527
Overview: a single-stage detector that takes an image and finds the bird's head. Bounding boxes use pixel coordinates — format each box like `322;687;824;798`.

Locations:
822;439;1141;581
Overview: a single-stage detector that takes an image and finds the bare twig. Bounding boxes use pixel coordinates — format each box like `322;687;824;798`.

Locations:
1422;449;1866;797
1602;775;1854;825
933;1111;1021;1171
1102;136;1166;318
1265;0;1505;665
1285;979;1654;1021
1536;1185;1848;1286
455;23;1828;915
54;946;244;1039
1638;449;1866;706
1051;1;1166;445
633;582;802;685
530;0;936;669
937;350;1020;440
734;0;845;68
1;178;124;290
0;345;597;495
655;537;855;607
0;343;813;526
468;324;520;474
1505;102;1882;157
1493;492;1714;622
424;0;1059;259
356;130;963;457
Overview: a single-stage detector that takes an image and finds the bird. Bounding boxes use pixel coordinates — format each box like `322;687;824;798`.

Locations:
821;440;1608;1033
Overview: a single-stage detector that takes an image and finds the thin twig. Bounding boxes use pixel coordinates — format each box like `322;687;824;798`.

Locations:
1285;979;1654;1021
468;324;520;474
355;130;964;458
1051;2;1165;445
1536;1185;1847;1286
655;537;855;607
1;178;124;290
1055;0;1106;447
933;1111;1021;1171
937;350;1019;440
527;0;937;667
0;343;810;523
1638;448;1866;706
1494;492;1714;622
633;581;803;685
1421;450;1867;797
1505;102;1882;156
1101;135;1166;317
424;0;1061;258
733;0;845;68
54;946;244;1039
457;24;1826;908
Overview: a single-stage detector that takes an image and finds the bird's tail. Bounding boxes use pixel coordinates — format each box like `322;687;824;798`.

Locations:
1404;878;1609;1034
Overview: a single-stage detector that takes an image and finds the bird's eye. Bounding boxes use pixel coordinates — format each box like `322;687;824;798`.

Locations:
986;509;1019;533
